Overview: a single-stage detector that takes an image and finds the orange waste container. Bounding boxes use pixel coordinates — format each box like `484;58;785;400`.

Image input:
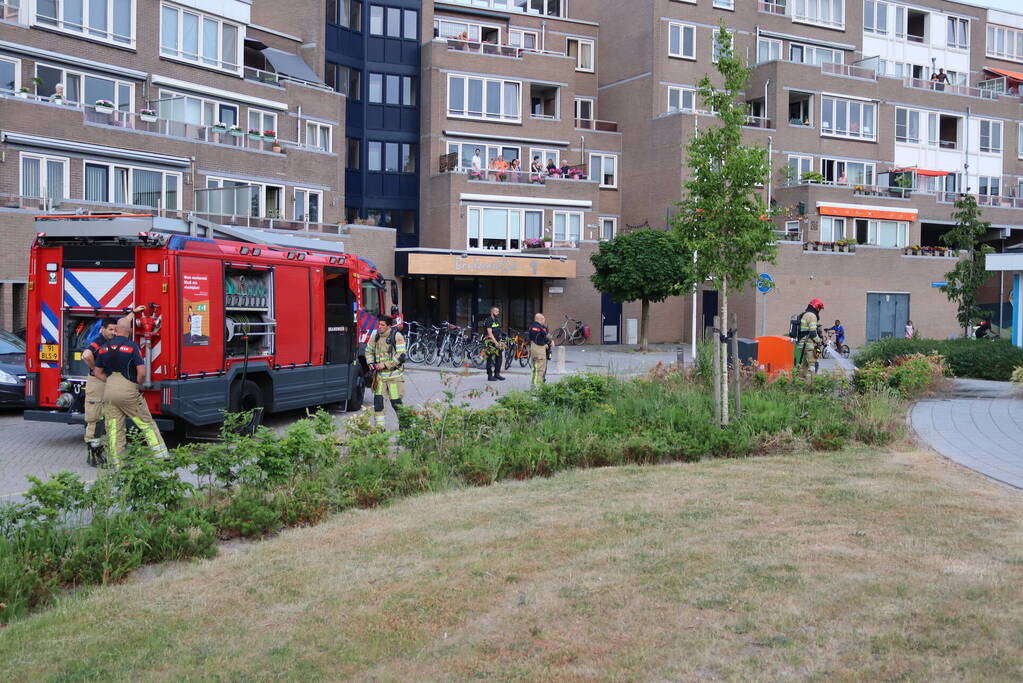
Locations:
754;335;795;377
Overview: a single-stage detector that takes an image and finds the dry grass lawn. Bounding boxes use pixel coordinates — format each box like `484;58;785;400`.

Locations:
3;447;1023;681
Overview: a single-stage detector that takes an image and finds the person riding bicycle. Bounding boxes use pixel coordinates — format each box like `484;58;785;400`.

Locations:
826;319;845;348
975;318;996;339
484;306;506;381
797;298;824;381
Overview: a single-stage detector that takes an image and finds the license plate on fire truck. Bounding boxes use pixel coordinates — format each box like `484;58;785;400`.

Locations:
39;344;59;362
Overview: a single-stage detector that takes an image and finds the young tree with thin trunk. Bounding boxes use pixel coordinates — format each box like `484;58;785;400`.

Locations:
941;193;994;336
590;229;694;352
669;24;776;425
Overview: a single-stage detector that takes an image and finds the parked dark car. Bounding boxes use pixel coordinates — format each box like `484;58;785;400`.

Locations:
0;330;27;407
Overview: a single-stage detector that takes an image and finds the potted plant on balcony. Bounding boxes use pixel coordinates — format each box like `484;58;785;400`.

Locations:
467;168;484;180
212;121;229;133
263;129;277;141
543;232;553;248
523;237;543;249
800;170;825;184
891;173;913;198
568;168;586;180
228;125;243;136
139;108;158;122
835;239;848;252
846;237;857;253
94;99;115;114
247;128;263;141
16;87;30;99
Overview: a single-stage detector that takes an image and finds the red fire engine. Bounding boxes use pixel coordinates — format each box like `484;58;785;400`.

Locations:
24;214;395;432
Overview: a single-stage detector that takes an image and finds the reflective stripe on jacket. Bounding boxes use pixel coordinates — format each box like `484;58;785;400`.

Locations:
368;330;405;381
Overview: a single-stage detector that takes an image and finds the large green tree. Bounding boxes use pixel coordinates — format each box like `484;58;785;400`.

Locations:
941;193;994;335
590;229;694;351
669;25;776;423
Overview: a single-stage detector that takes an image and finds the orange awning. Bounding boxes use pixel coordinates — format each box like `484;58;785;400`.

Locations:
984;66;1023;83
892;168;947;177
819;205;917;221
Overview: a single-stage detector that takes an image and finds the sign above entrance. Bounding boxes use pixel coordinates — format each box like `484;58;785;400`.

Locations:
406;252;576;279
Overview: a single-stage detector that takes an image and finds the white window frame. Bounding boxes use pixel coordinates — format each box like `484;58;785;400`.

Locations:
668;22;696;60
785;220;800;235
599;216;617;241
987;25;1023;63
20;152;70;202
947;16;968;50
467;206;527;251
820;216;845;242
713;0;734;9
567;37;595;72
788;155;814;182
304;121;333;152
667;86;696;113
789;43;843;65
156;89;238;128
552;211;582;243
204;176;285;218
820;96;876;141
159;2;242;74
866;220;908;247
83;161;181;210
35;62;134;110
34;0;136;47
711;28;734;64
508;29;539;50
574;97;594;122
589;153;618;188
529;147;560;168
757;37;782;64
293;188;322;223
979;119;1002;154
792;0;845;30
247;108;278;136
863;0;889;35
820;158;875;186
978;176;1001;196
895;107;920;144
447;141;522;170
446;73;521;122
0;55;21;94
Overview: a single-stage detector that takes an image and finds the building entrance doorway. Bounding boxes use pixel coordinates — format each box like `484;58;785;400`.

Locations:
866;293;910;342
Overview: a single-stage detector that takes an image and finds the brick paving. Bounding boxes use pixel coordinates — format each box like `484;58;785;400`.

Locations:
910;379;1023;491
0;346;685;499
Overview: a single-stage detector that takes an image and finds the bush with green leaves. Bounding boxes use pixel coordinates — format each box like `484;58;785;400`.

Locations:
853;354;945;398
854;338;1023;381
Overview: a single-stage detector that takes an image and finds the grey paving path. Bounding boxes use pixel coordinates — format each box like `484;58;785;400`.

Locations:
910;379;1023;490
0;345;689;500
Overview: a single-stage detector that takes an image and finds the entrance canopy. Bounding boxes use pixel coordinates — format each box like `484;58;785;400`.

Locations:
817;202;917;222
397;250;576;279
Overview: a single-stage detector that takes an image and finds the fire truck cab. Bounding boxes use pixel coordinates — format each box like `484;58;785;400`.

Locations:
24;213;392;433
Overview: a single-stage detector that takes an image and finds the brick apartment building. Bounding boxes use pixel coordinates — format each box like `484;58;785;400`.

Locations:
577;0;1023;346
0;0;397;333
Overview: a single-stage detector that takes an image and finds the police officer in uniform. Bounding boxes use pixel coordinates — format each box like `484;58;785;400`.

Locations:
94;318;168;467
527;313;553;387
80;317;118;465
368;315;407;429
484;306;506;382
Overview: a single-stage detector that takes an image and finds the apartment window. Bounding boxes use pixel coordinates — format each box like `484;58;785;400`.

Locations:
467;207;526;251
668;22;696;59
867;220;907;247
325;62;357;95
447;142;521;169
979;176;1001;196
896;7;927;43
84;162;180;210
294;189;322;223
863;0;888;35
156;89;237;127
821;158;875;185
247;109;277;135
552;211;582;243
785;220;800;235
20;153;68;202
347;138;360;169
385;74;400;103
384;142;400;172
509;29;538;49
820;96;875;140
526;0;567;17
204;177;283;218
711;29;734;63
788;92;812;124
792;0;844;28
305;122;332;152
530;148;559;168
35;0;134;46
980;120;1002;153
574;97;593;123
895;108;919;144
589;153;618;188
788;155;813;182
328;0;362;30
447;74;521;121
36;64;133;110
368;72;382;102
600;217;617;241
789;43;842;65
385;7;400;37
0;57;19;93
401;143;416;172
403;9;417;39
757;38;781;64
567;38;594;72
947;17;968;49
987;25;1023;63
667;86;696;113
820;216;845;242
713;0;734;8
160;4;240;72
369;5;383;35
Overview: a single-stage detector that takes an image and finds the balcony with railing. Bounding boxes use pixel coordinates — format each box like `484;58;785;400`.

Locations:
1;0;19;21
193;186;341;232
574;118;619;132
438;154;593;184
82;106;286;153
821;61;877;81
903;77;998;100
744;115;773;129
243;66;333;92
442;37;566;59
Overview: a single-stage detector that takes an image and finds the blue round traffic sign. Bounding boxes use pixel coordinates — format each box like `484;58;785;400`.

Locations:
756;272;775;294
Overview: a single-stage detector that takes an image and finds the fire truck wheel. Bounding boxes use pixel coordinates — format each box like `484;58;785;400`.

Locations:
345;374;365;411
229;379;265;433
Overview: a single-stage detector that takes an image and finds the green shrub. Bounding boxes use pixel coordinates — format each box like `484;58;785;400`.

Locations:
1013;366;1023;393
61;514;149;585
853;354;944;399
855;338;1023;381
533;373;616;409
216;490;280;538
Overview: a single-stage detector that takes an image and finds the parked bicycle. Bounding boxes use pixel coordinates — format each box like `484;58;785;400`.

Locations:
504;329;531;369
551;314;589;346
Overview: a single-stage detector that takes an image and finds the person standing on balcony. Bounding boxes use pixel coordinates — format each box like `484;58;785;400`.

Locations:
510;158;522;182
930;69;949;91
471;148;482;172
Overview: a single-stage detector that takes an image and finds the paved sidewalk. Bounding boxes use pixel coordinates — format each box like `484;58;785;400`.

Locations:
910;379;1023;490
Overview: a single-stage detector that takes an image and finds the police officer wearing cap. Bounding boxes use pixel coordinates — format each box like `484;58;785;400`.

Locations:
94;317;168;467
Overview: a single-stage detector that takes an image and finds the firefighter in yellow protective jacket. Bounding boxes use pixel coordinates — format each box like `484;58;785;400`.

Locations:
94;318;168;467
368;315;406;429
797;298;825;380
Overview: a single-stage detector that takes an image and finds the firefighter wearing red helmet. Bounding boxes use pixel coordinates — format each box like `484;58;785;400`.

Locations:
797;298;825;380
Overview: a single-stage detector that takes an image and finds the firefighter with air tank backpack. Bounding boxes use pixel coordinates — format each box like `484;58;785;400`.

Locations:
368;315;406;429
790;298;825;380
